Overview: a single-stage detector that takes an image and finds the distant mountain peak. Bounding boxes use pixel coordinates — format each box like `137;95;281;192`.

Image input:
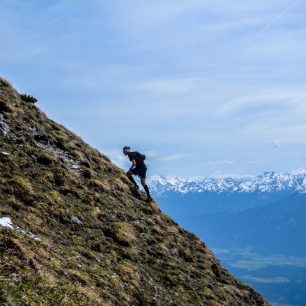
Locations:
150;169;306;194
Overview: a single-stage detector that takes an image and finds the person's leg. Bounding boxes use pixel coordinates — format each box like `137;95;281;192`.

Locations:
140;177;152;199
126;170;139;188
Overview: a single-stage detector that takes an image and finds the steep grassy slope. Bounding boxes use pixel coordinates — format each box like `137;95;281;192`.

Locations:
0;78;269;305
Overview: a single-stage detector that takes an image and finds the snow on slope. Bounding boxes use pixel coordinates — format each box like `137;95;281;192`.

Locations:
149;169;306;194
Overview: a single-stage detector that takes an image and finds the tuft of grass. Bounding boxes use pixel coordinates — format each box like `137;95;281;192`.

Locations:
45;190;64;205
0;78;13;87
81;168;92;179
20;94;38;104
0;93;13;112
6;176;35;204
108;222;137;246
0;276;102;306
36;151;55;165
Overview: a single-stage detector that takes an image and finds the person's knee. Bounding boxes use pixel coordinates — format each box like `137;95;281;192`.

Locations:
140;178;146;186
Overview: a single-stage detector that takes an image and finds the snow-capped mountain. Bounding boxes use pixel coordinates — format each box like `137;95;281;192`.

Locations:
150;169;306;306
149;169;306;194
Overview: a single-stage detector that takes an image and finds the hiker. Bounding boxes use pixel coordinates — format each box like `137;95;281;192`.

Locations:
123;146;153;203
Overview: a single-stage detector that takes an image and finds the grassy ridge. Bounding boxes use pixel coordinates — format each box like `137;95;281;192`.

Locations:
0;78;269;305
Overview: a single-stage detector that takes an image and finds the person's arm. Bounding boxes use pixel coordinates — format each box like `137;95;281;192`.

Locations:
130;159;136;169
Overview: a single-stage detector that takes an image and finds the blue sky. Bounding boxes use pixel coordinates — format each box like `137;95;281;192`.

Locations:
1;0;306;178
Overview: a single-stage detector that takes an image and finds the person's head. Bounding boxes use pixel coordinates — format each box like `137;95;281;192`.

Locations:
123;146;131;155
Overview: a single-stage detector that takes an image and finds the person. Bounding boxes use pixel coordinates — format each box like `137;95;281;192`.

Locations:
123;146;153;203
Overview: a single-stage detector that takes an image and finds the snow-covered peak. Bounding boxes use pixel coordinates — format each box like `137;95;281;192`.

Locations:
149;169;306;195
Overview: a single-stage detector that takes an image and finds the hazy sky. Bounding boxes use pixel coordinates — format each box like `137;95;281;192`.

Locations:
1;0;306;178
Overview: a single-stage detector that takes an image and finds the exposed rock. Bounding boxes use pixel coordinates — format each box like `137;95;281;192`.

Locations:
34;135;81;172
71;215;82;225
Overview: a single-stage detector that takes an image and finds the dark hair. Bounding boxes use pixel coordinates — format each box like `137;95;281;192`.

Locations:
123;146;130;151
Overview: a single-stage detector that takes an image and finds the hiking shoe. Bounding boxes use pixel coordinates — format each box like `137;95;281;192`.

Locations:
132;186;140;192
145;196;153;203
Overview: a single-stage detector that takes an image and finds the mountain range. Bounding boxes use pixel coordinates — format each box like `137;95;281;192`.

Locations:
150;170;306;195
150;172;306;305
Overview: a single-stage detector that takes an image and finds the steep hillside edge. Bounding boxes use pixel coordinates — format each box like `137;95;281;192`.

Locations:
0;78;269;305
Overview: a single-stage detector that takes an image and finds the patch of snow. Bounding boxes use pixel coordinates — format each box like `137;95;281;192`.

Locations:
0;217;13;229
0;114;10;135
0;151;10;156
71;164;80;170
0;216;41;241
